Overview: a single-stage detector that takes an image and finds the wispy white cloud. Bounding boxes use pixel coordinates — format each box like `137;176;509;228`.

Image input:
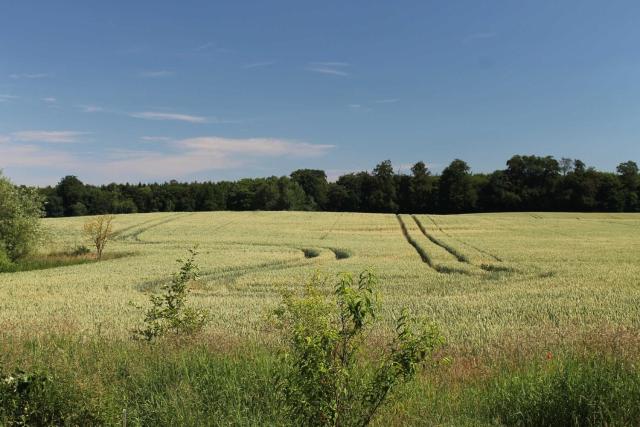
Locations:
0;142;74;168
104;137;335;179
9;73;49;79
1;135;335;184
348;104;372;113
180;137;334;157
242;61;275;69
129;111;207;123
139;70;175;77
42;97;57;103
463;32;497;43
0;94;19;102
314;62;349;67
78;104;104;113
0;135;11;144
140;136;173;142
12;131;89;143
191;41;231;53
193;41;215;51
374;98;399;104
306;62;350;76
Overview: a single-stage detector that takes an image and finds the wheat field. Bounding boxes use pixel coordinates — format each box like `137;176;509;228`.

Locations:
2;211;639;357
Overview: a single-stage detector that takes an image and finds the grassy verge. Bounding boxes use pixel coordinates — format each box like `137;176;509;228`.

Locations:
1;335;639;426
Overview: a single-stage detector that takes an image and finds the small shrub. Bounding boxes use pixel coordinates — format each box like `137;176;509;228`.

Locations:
0;367;100;425
302;248;321;258
331;248;352;260
132;248;209;341
274;270;445;426
0;246;15;272
70;244;91;257
83;215;115;260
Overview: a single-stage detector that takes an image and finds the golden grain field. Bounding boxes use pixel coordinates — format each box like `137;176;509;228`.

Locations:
1;211;639;356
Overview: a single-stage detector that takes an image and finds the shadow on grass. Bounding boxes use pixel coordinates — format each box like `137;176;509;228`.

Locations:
0;251;134;273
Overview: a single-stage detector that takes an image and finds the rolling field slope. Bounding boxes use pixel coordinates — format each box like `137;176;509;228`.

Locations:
2;211;639;356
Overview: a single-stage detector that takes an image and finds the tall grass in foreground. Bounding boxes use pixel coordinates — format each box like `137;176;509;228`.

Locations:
479;356;640;426
2;336;640;426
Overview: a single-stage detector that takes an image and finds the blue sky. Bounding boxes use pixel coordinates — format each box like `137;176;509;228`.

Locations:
1;1;639;185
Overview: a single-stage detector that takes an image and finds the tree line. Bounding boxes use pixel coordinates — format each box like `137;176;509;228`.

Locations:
36;155;639;217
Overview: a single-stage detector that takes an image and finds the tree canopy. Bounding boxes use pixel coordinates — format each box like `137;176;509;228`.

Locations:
25;155;640;218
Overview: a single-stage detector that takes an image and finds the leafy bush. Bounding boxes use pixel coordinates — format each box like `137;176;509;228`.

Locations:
0;246;15;272
274;270;445;426
0;171;44;261
70;244;91;257
301;248;321;258
331;248;352;260
133;248;209;341
0;367;100;425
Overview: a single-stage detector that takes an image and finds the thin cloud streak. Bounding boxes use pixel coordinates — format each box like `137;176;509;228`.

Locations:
306;62;350;76
12;131;89;143
78;105;104;113
314;62;349;67
180;137;334;157
129;111;207;123
0;94;19;102
140;136;173;142
139;70;175;77
192;41;214;51
242;61;275;69
9;73;49;79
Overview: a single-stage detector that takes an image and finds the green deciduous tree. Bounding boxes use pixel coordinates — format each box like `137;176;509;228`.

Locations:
291;169;329;209
0;171;44;261
439;159;477;213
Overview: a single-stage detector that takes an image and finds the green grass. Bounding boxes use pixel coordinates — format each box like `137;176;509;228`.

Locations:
2;335;640;426
477;356;640;426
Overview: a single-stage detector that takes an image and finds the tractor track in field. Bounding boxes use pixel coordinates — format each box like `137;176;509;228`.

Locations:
113;216;164;239
413;216;520;275
591;219;639;228
210;241;351;260
412;215;470;264
211;219;236;232
395;215;436;270
136;256;325;292
117;213;195;243
320;213;344;240
424;215;503;262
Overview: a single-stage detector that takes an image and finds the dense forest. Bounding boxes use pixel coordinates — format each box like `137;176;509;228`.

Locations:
34;155;639;217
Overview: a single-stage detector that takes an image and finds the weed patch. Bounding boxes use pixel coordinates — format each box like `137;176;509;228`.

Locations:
301;248;321;258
